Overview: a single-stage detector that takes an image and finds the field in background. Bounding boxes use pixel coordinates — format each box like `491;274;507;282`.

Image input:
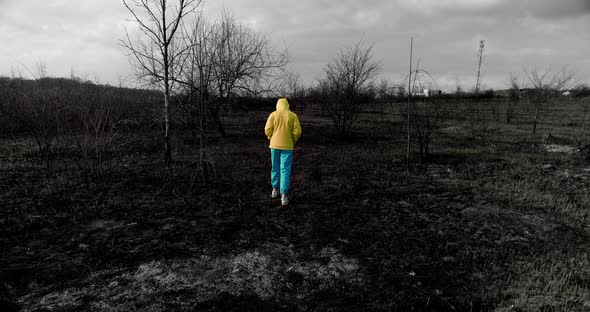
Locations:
1;93;590;311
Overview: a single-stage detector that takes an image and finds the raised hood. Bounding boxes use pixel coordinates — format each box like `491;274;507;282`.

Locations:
276;98;290;112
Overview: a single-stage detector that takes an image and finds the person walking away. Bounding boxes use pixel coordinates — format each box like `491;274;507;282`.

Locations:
264;98;302;206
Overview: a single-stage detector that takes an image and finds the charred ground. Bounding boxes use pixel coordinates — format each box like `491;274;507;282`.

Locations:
1;98;590;311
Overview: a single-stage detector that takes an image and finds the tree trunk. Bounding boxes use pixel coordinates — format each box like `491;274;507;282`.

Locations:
163;3;171;167
533;104;539;134
406;37;413;174
211;108;226;137
164;84;172;165
199;125;209;182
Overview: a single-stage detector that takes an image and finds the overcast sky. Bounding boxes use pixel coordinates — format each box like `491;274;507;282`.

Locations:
1;0;589;91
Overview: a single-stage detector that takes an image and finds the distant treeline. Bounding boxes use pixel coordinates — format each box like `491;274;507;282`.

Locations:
0;76;162;136
1;76;588;138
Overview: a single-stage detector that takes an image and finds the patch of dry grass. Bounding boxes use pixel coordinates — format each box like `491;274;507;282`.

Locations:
495;252;590;312
19;245;362;311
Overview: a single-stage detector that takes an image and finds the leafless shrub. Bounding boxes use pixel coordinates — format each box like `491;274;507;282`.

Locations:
401;98;447;159
74;94;122;175
572;83;590;98
505;73;525;125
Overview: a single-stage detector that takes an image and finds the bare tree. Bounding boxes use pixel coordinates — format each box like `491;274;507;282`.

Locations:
178;14;216;180
284;70;304;99
9;86;64;168
376;79;390;103
121;0;201;165
174;12;287;179
318;41;381;135
177;12;287;137
525;66;575;134
36;61;48;79
207;13;288;136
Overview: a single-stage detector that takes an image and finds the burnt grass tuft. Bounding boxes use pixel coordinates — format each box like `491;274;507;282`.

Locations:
1;102;590;311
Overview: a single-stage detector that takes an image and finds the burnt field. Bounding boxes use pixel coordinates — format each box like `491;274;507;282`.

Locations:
1;96;590;311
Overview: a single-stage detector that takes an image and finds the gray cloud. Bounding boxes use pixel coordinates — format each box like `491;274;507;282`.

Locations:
0;0;130;81
0;0;588;90
202;0;590;90
526;0;590;20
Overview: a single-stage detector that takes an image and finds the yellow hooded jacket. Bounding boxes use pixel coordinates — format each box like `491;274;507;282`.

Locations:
265;98;302;150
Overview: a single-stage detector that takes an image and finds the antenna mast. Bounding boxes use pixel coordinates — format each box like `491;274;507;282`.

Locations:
475;40;485;99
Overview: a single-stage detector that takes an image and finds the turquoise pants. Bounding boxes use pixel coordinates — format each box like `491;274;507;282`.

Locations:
270;148;293;194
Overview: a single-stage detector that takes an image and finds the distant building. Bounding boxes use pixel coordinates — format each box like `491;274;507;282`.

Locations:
424;89;442;97
412;89;442;97
495;89;511;97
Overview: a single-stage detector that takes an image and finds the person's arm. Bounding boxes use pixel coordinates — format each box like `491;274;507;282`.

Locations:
264;113;274;140
292;114;302;144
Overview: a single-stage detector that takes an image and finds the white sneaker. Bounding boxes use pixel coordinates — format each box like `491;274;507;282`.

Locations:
271;188;279;199
281;194;289;206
